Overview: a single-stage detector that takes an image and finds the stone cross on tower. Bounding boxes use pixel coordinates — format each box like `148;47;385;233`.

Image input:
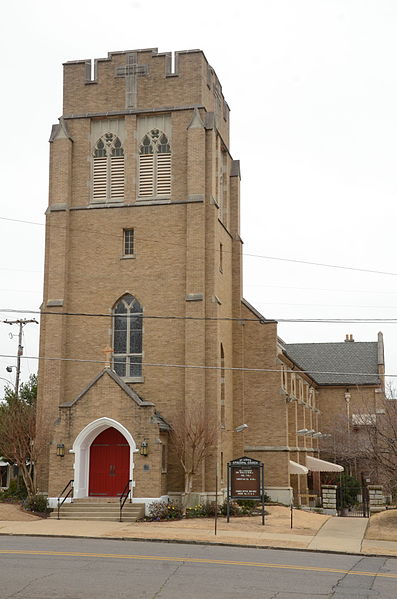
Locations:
116;52;148;109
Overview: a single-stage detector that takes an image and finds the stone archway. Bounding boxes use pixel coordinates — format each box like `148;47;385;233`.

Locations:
71;418;137;499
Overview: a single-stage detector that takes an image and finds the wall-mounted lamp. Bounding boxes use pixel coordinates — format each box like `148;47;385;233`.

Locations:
140;439;149;457
56;443;65;457
297;428;309;435
234;424;248;433
344;390;351;403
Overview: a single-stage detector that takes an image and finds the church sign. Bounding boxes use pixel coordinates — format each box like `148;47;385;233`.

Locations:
227;457;265;525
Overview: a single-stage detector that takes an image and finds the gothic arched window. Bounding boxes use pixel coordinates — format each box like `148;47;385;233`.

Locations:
112;294;143;378
93;133;124;202
138;129;171;198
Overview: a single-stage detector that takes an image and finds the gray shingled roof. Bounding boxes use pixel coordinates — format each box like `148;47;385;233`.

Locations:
283;342;380;386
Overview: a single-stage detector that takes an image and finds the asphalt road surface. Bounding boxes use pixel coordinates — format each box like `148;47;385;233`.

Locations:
0;536;396;598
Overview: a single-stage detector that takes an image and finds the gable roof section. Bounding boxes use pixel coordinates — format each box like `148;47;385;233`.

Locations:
241;298;277;323
283;342;380;386
60;368;155;408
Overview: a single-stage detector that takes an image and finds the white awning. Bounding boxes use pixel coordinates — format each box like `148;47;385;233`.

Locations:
306;456;344;472
289;460;309;475
0;461;9;467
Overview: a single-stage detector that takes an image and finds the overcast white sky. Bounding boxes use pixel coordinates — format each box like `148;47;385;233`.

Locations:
1;0;397;394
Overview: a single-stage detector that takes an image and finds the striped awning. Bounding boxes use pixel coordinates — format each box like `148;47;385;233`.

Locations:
289;460;309;475
306;456;344;472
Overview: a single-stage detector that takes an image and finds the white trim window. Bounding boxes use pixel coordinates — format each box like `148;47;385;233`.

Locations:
93;133;124;202
112;294;143;378
138;129;171;198
123;228;134;256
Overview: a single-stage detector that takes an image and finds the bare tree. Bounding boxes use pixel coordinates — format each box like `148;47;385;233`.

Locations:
0;375;48;497
360;397;397;494
170;405;217;510
320;391;397;495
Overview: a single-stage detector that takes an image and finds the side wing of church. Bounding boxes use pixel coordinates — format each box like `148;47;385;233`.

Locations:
36;48;385;509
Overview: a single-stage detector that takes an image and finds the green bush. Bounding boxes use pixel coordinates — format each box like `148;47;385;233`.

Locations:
186;502;219;518
219;500;240;516
336;474;361;509
23;495;49;514
236;499;259;515
0;478;27;501
147;500;183;521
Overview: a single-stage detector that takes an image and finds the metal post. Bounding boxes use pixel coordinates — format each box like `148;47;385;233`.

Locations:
226;462;230;523
261;464;265;526
214;465;218;535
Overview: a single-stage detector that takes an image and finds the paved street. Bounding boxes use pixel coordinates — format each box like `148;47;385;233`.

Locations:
0;536;396;598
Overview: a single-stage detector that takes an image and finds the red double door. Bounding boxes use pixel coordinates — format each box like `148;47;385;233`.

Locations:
89;427;130;497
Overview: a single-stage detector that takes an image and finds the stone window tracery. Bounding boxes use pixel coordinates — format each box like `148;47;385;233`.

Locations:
138;129;171;198
92;133;124;202
112;294;142;378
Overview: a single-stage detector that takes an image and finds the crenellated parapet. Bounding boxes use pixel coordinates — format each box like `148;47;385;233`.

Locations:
62;48;230;136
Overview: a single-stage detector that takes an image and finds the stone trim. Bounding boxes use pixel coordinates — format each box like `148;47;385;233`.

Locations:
63;104;206;121
185;293;204;302
245;446;290;452
241;298;276;324
46;197;204;214
60;368;154;408
230;160;240;178
46;299;64;307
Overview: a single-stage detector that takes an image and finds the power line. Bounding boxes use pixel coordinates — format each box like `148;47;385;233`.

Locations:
0;352;390;378
1;214;397;278
2;307;397;324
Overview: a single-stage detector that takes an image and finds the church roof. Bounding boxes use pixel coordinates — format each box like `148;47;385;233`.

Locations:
152;412;171;432
282;341;381;386
60;368;154;408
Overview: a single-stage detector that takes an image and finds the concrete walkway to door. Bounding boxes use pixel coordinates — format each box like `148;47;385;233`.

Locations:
308;517;369;553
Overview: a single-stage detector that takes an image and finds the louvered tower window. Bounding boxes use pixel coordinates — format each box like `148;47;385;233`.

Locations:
139;129;171;198
93;133;124;202
112;294;143;378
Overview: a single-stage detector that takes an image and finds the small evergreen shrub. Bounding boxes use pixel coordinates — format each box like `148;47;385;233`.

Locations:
0;478;27;501
23;495;49;514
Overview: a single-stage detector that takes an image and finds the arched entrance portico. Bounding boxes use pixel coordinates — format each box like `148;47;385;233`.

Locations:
71;418;137;499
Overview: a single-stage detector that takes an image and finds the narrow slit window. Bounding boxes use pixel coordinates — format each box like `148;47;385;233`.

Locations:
123;229;134;256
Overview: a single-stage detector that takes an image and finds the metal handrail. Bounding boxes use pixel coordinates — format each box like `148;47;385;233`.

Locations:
119;479;132;522
57;479;74;520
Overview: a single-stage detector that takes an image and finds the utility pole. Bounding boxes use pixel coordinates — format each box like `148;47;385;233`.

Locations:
3;319;38;396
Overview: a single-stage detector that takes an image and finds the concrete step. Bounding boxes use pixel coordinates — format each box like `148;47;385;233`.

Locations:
56;504;142;512
52;502;145;522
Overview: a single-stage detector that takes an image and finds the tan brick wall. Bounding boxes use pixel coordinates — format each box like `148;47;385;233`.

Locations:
37;48;297;502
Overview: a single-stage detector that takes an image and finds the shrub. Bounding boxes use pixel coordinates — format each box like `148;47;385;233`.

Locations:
219;500;240;516
236;499;259;515
186;502;219;518
0;478;27;501
147;500;183;521
23;494;49;515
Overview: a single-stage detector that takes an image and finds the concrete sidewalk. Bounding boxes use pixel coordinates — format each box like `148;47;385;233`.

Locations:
0;515;396;557
307;517;369;553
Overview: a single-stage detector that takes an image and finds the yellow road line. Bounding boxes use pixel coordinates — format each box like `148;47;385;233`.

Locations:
0;549;396;579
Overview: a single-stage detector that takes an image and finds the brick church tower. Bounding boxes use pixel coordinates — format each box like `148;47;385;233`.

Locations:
37;48;253;506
